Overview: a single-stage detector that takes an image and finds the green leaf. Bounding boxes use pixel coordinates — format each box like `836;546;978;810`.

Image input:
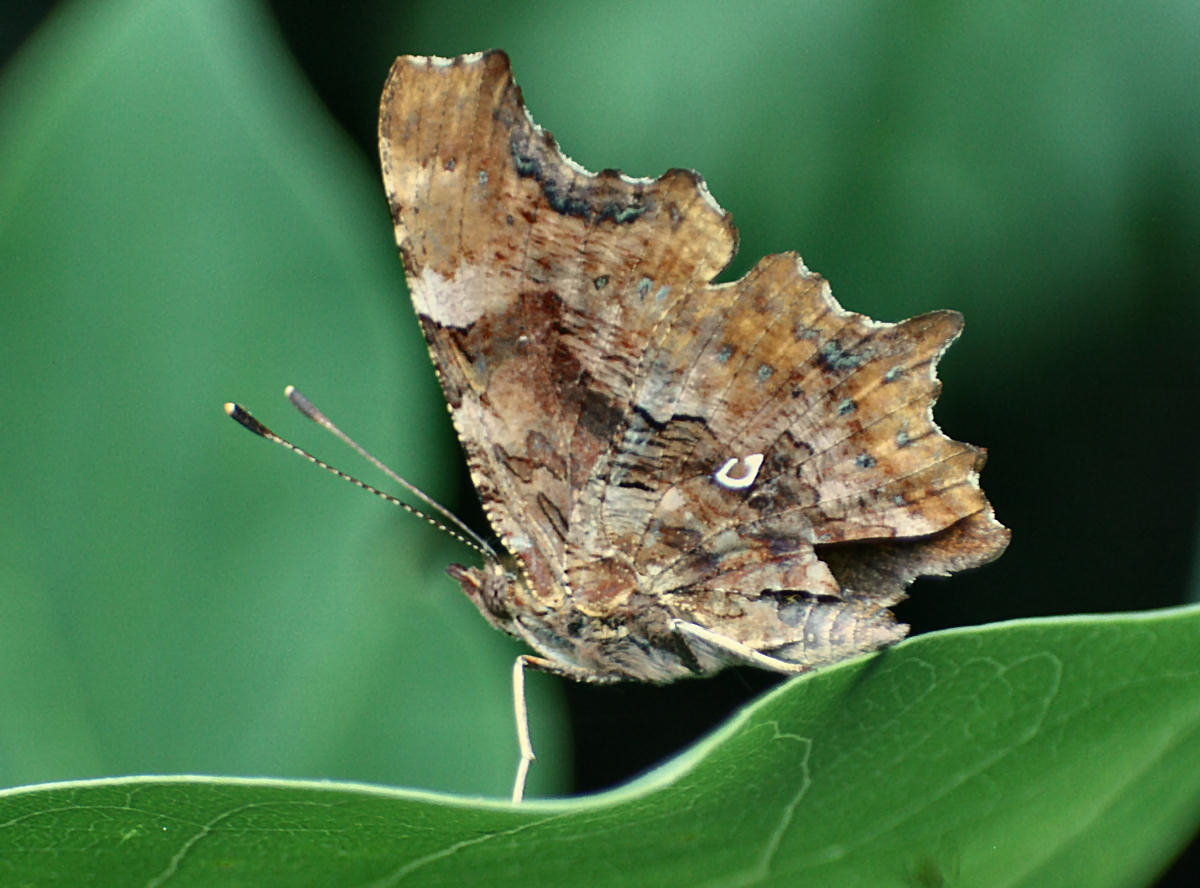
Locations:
2;607;1198;887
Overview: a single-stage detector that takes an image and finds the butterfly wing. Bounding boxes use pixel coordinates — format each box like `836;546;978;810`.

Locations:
587;256;1009;665
379;51;741;607
379;51;1008;676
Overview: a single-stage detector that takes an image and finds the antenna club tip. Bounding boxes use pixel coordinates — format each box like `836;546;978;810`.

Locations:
286;386;318;417
225;401;272;438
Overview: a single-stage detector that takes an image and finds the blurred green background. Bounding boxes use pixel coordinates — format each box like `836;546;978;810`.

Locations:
1;0;1197;878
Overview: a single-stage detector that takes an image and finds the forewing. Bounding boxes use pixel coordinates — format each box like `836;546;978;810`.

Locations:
379;51;738;602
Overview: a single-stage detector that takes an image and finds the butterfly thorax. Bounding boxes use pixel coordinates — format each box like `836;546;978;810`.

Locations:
446;556;914;684
447;559;687;683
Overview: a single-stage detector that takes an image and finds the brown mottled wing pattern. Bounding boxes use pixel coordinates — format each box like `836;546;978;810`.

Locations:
379;51;1009;678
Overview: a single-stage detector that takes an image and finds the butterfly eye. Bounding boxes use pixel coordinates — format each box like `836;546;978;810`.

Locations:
713;453;765;490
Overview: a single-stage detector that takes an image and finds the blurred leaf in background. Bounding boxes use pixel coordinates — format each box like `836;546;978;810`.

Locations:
1;0;1197;882
0;0;566;799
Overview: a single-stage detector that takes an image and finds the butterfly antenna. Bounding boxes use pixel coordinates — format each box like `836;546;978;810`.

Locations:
224;397;497;561
282;386;498;559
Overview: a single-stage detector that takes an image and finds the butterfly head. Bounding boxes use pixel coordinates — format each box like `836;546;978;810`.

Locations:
447;560;521;632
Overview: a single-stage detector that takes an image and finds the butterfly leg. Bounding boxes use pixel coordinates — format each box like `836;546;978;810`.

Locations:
511;653;625;801
509;654;567;803
511;654;540;803
671;620;813;675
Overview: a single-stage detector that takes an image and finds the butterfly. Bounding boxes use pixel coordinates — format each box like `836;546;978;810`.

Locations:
253;50;1008;803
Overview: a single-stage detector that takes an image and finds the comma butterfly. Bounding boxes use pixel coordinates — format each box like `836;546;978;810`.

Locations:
231;50;1009;803
378;51;1008;800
